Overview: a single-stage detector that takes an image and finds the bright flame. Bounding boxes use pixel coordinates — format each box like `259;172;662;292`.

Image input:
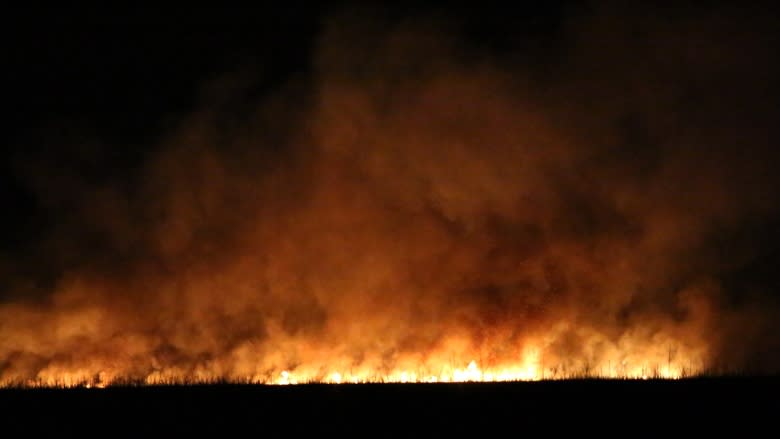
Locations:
4;343;697;388
0;313;704;388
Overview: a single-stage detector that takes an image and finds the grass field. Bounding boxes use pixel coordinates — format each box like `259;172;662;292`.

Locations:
1;377;777;436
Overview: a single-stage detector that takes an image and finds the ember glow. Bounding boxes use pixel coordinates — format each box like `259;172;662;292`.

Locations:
2;5;780;388
11;340;699;388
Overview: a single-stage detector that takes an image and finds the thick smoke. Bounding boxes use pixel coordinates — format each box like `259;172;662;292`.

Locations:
2;4;779;385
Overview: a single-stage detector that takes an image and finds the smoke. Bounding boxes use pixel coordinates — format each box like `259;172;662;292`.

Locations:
2;3;779;385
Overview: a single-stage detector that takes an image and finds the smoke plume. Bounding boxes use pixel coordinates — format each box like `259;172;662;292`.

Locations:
2;3;779;385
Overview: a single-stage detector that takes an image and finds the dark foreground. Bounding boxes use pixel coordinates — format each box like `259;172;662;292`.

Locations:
1;378;778;436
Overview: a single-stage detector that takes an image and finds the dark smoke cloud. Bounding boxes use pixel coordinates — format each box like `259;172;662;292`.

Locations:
1;3;779;385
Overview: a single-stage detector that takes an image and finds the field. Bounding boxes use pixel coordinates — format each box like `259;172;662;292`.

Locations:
1;378;777;436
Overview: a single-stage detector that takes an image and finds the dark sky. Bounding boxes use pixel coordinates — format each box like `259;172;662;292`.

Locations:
1;3;585;287
2;3;574;250
3;5;326;274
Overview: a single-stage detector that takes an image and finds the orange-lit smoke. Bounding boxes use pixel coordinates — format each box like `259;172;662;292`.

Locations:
2;4;780;387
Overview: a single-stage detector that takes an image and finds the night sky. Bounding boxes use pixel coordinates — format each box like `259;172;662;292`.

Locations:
2;3;568;283
2;2;780;385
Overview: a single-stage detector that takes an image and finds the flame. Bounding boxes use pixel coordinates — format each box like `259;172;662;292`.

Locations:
3;336;701;388
7;360;690;388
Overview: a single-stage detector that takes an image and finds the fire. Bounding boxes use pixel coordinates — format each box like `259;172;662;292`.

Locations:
7;7;776;388
3;338;700;388
6;359;690;388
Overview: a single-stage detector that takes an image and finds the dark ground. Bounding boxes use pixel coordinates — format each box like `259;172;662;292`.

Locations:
1;378;778;436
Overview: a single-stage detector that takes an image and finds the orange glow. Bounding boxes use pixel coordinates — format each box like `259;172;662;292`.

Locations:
3;329;703;387
6;10;773;388
7;360;694;388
